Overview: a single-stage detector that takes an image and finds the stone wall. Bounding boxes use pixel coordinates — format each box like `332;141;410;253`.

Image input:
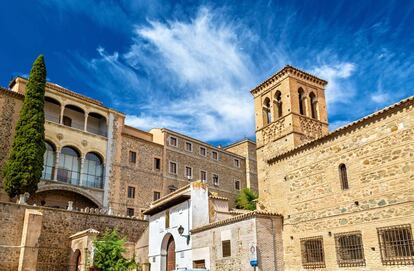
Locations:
0;90;23;202
259;98;414;270
192;214;283;271
111;133;164;216
0;201;148;271
225;140;258;192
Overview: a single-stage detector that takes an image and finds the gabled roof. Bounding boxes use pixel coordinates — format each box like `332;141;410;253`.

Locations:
191;210;282;233
143;184;191;215
268;95;414;164
250;65;327;95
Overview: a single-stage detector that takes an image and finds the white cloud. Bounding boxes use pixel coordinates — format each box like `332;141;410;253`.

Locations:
120;8;257;141
312;62;356;106
371;92;389;104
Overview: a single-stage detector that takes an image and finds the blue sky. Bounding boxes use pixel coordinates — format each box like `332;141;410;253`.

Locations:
1;0;413;145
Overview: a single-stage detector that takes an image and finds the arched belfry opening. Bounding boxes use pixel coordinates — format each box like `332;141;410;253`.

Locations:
309;92;318;119
263;97;272;125
273;90;283;119
298;88;306;116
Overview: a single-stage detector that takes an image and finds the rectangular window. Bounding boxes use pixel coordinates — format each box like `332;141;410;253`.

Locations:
301;236;325;269
200;170;207;182
212;151;218;160
127;186;135;198
185;166;192;179
129;151;136;163
169;161;177;174
165;210;170;228
193;260;206;269
234;180;240;190
154;158;161;170
169;136;177;147
126;208;134;217
377;224;414;265
185;142;193;152
335;231;365;267
153;191;161;201
222;240;231;257
200;147;207;156
234;158;240;168
213;174;219;186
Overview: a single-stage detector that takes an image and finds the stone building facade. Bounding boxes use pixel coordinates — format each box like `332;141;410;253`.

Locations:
252;65;414;270
0;76;256;217
0;201;147;271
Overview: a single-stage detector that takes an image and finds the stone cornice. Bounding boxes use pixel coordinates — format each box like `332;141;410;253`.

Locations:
191;210;282;233
267;95;414;164
250;65;328;96
9;77;125;116
0;87;24;99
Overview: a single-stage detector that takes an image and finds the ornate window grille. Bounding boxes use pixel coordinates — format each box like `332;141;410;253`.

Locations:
301;236;325;269
377;224;414;265
335;231;366;267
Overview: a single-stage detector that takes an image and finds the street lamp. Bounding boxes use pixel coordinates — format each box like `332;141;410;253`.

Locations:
178;225;190;244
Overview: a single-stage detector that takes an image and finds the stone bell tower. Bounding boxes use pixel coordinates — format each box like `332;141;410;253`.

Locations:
251;65;329;168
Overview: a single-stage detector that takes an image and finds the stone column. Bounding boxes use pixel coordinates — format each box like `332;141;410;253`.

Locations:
60;105;65;124
84;113;88;132
79;156;86;187
18;209;43;271
53;150;61;181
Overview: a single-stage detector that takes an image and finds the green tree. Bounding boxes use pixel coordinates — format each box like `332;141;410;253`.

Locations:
93;229;137;271
3;55;47;198
236;188;258;210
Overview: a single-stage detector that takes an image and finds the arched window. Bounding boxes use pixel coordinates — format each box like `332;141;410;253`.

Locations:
273;91;283;119
42;141;56;180
263;97;271;125
83;152;104;188
63;105;85;130
87;112;107;137
57;147;81;185
298;88;306;116
44;96;61;123
339;164;349;190
309;92;318;119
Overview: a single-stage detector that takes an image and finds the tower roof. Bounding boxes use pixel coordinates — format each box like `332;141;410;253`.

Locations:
250;65;328;95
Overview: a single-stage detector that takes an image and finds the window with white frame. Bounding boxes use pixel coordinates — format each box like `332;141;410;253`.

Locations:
169;161;177;174
169;136;177;147
185;142;193;152
200;170;207;182
212;151;218;160
185;166;193;180
212;174;219;186
200;146;207;156
234;158;240;168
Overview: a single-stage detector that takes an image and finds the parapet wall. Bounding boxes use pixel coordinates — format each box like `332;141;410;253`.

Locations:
0;201;148;271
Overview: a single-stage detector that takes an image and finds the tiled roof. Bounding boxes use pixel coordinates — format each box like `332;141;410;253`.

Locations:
268;95;414;164
209;195;228;201
191;210;282;233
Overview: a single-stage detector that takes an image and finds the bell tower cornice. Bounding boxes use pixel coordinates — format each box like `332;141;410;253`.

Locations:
250;65;327;97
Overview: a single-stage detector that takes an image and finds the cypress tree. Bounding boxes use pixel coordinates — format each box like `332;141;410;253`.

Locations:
3;55;47;198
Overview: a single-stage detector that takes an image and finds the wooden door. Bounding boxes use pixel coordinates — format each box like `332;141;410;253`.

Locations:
166;236;176;271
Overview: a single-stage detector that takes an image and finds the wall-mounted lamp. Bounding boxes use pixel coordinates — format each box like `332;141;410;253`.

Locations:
178;225;190;244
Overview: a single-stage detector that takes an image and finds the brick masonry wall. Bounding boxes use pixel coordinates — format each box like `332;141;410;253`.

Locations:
0;201;148;271
259;100;414;270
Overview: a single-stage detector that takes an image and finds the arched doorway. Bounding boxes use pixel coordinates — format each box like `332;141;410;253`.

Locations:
166;236;176;271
